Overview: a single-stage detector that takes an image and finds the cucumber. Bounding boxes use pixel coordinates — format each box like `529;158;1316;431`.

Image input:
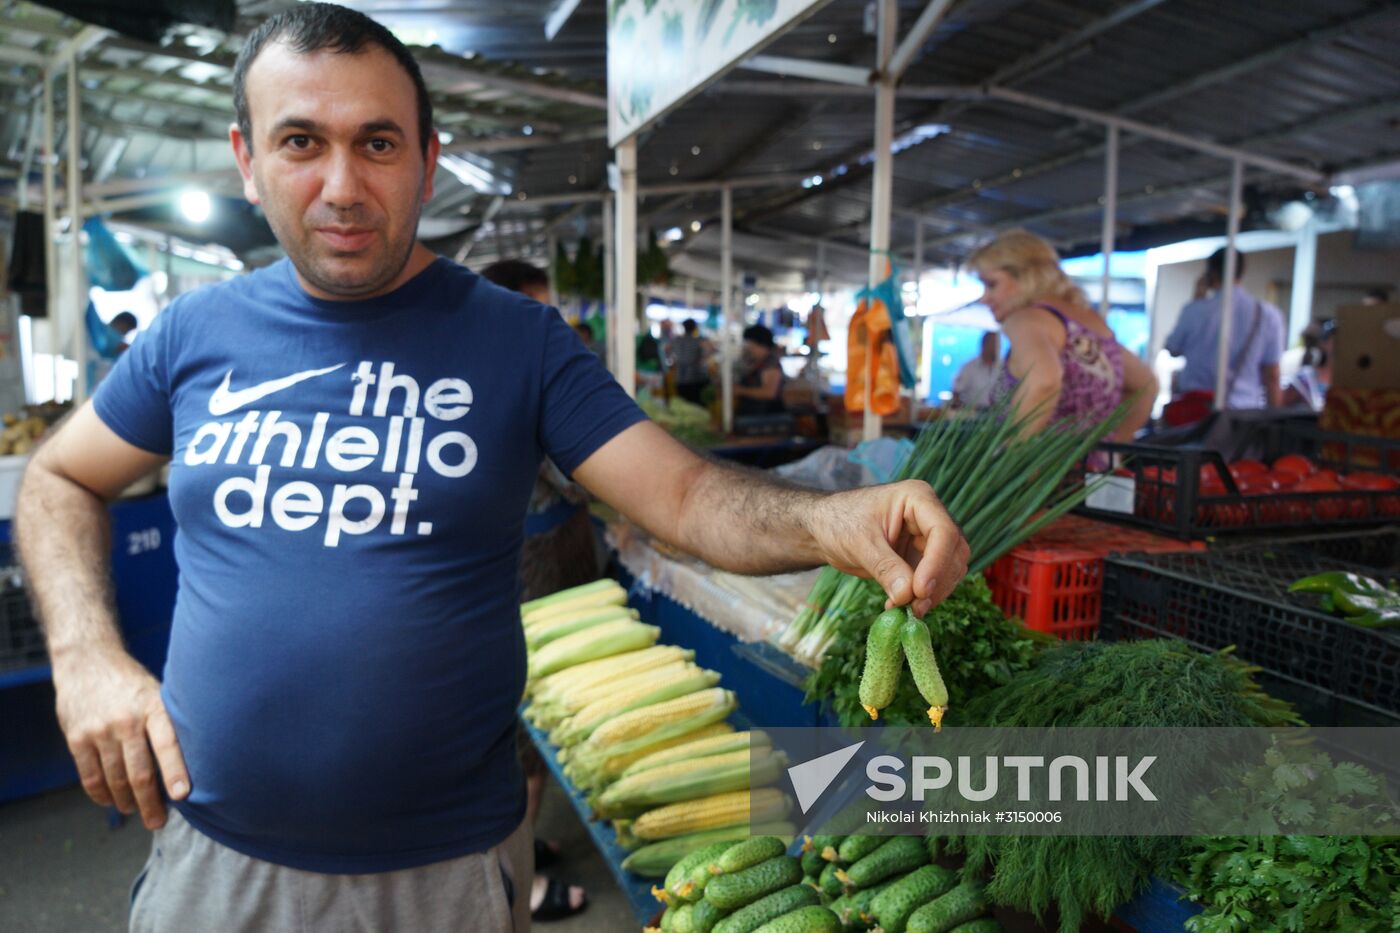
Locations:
713;836;789;875
706;856;805;910
629;825;799;878
818;860;847;898
666;842;738;901
828;878;897;932
673;903;697;933
805;834;844;862
713;884;820;933
836;835;886;865
692;897;728;933
907;881;988;933
800;848;826;876
752;905;842;933
900;615;948;730
870;864;959;933
661;903;677;932
858;610;905;720
839;836;928;889
946;920;1001;933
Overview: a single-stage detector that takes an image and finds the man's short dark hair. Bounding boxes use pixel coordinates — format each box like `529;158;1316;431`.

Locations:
742;324;775;348
233;2;434;156
110;311;138;332
1364;286;1391;303
480;259;550;295
1206;247;1245;283
682;318;699;335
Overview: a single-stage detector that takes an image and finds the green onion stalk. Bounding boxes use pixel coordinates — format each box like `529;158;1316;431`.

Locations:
777;392;1134;667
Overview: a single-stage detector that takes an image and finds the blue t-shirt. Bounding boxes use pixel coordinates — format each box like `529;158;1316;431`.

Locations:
93;257;646;873
1164;285;1284;409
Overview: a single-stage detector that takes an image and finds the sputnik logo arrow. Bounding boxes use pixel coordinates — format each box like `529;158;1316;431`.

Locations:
788;740;864;814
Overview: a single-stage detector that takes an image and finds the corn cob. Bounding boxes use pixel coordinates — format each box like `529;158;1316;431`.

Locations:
569;722;734;791
522;583;626;626
632;788;790;841
624;730;770;779
521;578;619;615
624;822;798;879
528;620;660;681
597;749;786;818
551;668;720;747
587;688;735;749
531;658;697;730
525;607;638;651
530;644;690;703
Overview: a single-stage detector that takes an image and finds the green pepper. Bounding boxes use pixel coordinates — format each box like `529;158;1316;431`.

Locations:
1350;608;1400;628
1289;572;1399;616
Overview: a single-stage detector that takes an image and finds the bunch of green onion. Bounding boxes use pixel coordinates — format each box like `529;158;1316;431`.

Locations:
778;394;1130;665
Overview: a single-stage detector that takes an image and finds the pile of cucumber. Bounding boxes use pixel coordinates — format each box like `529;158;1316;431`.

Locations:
647;833;999;933
798;834;998;933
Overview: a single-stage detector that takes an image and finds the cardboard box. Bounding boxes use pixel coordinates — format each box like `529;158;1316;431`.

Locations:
1331;303;1400;390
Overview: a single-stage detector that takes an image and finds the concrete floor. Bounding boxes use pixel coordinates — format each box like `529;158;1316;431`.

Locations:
0;779;637;932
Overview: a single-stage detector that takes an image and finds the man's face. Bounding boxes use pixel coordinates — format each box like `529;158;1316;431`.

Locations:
231;42;439;300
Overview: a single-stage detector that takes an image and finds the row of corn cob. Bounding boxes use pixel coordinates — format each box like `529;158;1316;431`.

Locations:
520;579;797;883
794;834;998;933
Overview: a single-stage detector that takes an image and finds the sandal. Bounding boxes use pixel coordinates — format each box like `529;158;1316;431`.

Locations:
531;876;588;923
534;838;562;869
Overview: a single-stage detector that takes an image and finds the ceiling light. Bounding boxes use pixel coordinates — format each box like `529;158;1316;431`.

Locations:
568;174;578;184
690;220;702;233
662;227;683;242
691;145;701;156
522;124;534;136
438;130;455;144
178;189;211;223
828;33;837;43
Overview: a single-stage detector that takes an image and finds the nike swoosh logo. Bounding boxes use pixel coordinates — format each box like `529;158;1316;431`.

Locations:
208;364;346;416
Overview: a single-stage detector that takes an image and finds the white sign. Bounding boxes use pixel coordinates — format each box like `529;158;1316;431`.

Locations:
607;0;835;146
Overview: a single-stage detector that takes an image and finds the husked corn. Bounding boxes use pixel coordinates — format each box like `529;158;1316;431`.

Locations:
586;688;733;748
631;788;789;841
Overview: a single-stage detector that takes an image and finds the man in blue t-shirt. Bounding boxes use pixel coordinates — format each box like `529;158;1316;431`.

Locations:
14;5;968;932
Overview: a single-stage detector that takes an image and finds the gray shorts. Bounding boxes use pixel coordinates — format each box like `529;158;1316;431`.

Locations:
128;810;533;933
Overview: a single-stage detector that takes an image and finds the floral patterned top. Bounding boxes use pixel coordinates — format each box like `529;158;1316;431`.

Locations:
997;303;1125;426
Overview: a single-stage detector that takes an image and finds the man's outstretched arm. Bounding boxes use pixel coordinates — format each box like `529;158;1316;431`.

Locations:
15;403;188;829
573;421;969;616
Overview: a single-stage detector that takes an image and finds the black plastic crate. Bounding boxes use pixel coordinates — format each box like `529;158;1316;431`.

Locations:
1100;546;1400;726
1078;420;1400;539
0;557;44;674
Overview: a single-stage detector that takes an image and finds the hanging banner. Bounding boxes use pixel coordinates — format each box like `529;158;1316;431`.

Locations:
608;0;836;146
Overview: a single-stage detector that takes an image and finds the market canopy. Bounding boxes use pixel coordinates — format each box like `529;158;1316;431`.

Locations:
1;0;1397;280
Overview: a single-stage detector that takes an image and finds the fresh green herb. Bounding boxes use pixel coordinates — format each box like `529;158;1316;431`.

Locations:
949;640;1302;933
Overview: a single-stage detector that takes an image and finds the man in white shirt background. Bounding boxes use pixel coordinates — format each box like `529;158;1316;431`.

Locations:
951;331;1002;410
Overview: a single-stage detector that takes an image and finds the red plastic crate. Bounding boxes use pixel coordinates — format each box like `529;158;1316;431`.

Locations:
986;515;1205;640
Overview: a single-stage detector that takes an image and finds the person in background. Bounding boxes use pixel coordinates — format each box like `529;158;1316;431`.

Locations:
1283;318;1333;411
669;318;710;405
109;311;139;354
733;323;785;417
1362;287;1392;305
1164;248;1285;411
572;321;602;359
478;259;590;923
968;229;1156;439
950;331;1002;410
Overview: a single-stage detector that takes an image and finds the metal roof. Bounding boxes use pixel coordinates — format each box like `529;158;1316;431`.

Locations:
2;0;1398;285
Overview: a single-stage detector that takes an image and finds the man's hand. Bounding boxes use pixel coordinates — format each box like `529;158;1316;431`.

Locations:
806;479;970;617
52;648;189;829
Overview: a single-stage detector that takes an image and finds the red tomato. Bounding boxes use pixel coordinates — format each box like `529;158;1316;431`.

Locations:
1339;472;1399;491
1228;459;1270;480
1294;472;1342;492
1272;454;1316;476
1271;469;1303;488
1237;475;1279;495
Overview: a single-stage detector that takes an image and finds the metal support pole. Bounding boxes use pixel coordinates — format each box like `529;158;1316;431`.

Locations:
1213;159;1244;409
41;69;57;347
1100;125;1119;316
720;186;735;435
613;139;638;398
816;240;826;302
1289;218;1317;349
913;220;924;309
864;0;897;442
602;195;614;370
66;52;87;403
914;220;927;399
545;233;559;307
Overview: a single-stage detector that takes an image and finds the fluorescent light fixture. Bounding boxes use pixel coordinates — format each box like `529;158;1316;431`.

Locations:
437;153;511;195
661;227;683;242
438;130;455;144
179;189;211;223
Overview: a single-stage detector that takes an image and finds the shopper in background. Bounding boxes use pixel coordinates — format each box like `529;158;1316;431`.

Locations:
479;259;590;924
1163;248;1285;420
1362;286;1392;305
950;331;1002;410
669;318;710;405
13;5;968;933
969;229;1156;439
1283;318;1333;411
572;321;602;358
733;323;786;417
